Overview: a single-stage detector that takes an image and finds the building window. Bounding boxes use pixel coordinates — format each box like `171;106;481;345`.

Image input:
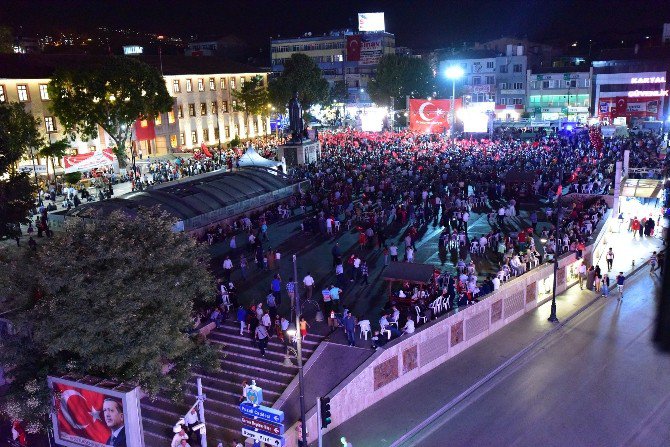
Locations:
17;85;29;102
240;77;245;88
232;100;237;109
499;82;507;89
198;78;204;92
191;131;197;144
0;85;5;103
225;126;230;138
211;101;218;114
155;114;162;125
230;78;236;90
203;128;209;141
513;82;523;90
512;98;523;105
173;79;181;93
566;79;577;88
39;84;49;100
180;132;186;145
44;116;56;132
170;134;178;147
486;61;494;69
186;79;193;92
513;64;522;73
188;103;196;116
542;80;550;89
499;98;507;105
472;77;481;85
485;75;494;84
222;101;229;112
209;77;216;90
235;124;240;135
220;78;226;90
214;127;220;140
499;65;508;73
168;110;175;124
200;103;207;115
461;62;468;70
178;105;184;118
585;79;590;87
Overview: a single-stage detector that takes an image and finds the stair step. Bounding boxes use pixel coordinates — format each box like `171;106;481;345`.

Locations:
193;372;287;395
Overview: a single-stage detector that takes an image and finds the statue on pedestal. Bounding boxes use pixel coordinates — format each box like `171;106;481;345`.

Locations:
288;91;304;141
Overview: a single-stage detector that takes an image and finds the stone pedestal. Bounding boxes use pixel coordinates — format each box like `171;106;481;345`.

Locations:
276;139;321;168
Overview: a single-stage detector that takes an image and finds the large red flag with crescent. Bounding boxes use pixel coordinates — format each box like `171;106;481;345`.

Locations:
52;382;124;447
347;35;361;61
409;98;462;133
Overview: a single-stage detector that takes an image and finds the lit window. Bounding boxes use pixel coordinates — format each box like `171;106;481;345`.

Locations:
225;126;230;138
240;77;245;88
203;128;209;141
200;103;207;115
209;78;216;90
44;116;56;132
0;85;5;103
155;114;162;125
222;101;228;112
186;79;192;92
198;79;204;92
211;101;218;114
191;131;197;144
230;78;236;90
188;103;195;116
168;110;175;123
173;79;181;93
232;100;237;109
170;134;178;147
180;132;185;145
39;84;49;100
17;85;29;102
220;78;226;90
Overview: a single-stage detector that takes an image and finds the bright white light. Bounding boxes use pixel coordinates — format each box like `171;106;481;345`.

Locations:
445;65;465;80
359;106;387;132
460;109;489;132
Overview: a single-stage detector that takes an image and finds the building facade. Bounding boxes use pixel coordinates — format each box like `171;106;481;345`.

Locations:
271;30;395;104
526;68;592;122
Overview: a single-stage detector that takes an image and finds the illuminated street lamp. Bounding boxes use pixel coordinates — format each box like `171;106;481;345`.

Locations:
445;65;465;136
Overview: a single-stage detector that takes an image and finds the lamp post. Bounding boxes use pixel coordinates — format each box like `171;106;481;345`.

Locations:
286;254;307;445
548;146;565;323
445;65;465;137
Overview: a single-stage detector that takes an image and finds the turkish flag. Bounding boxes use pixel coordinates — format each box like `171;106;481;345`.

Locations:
615;97;628;116
347;35;361;61
52;382;120;446
134;118;156;141
200;143;213;158
409;98;461;133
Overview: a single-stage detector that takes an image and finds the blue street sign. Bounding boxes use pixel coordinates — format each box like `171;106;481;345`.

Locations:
240;403;284;424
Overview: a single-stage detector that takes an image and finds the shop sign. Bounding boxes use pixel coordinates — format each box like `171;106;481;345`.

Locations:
630;76;665;84
628;90;668;97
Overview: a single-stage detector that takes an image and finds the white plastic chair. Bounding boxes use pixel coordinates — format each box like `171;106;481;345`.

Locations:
415;306;427;324
358;320;371;340
383;329;392;340
388;315;399;328
429;297;443;315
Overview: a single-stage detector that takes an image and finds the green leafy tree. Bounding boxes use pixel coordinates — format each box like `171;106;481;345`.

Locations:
48;56;173;167
0;27;12;54
233;75;270;136
268;53;329;113
0;103;42;239
0;208;218;433
63;171;82;184
368;54;434;108
329;80;349;104
229;135;241;149
38;138;69;182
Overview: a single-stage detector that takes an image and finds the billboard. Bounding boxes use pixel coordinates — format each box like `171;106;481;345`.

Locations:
409;98;462;133
48;376;144;447
358;12;385;32
359;35;383;66
598;96;663;120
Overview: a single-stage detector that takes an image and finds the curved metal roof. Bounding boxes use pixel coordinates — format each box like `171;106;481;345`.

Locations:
66;166;293;220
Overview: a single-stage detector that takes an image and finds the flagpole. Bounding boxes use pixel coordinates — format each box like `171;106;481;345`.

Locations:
548;147;563;323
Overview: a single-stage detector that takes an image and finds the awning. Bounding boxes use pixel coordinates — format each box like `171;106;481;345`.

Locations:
620;178;663;198
63;149;116;173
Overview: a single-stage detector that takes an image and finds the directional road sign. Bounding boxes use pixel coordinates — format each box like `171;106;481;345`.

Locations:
239;403;284;424
242;427;285;446
242;416;284;436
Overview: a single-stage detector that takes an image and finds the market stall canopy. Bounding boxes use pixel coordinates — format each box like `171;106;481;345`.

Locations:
238;146;281;170
63;149;116;173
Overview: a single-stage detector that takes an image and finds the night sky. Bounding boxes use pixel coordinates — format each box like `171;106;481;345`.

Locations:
1;0;668;50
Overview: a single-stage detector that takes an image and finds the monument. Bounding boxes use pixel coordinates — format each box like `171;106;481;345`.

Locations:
276;91;321;169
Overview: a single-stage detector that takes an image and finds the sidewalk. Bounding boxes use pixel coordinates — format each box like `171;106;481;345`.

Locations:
318;264;660;446
594;223;665;276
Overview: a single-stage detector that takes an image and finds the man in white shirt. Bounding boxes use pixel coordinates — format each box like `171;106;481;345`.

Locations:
171;427;188;447
222;256;233;282
303;273;314;300
492;275;501;290
403;318;415;334
462;211;470;231
389;243;399;262
406;246;414;263
578;262;587;289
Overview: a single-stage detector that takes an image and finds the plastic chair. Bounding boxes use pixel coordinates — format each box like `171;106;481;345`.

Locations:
382;329;392;340
415;306;428;324
429;297;443;315
358;320;371;340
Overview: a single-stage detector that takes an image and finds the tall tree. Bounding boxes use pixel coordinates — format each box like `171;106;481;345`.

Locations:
38;138;69;182
0;208;218;433
329;80;349;104
0;103;42;239
368;54;434;108
48;56;173;167
0;26;12;53
268;53;329;113
232;74;270;137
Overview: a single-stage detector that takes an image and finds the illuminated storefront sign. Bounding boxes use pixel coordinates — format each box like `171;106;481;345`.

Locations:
630;76;665;84
628;90;668;97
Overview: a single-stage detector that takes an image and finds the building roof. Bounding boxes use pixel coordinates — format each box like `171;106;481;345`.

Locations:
0;54;265;79
65;166;292;221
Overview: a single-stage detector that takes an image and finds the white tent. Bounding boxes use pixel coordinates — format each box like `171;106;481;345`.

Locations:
237;146;282;172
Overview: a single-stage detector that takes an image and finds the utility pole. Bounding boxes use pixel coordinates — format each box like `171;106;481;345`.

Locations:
293;255;307;445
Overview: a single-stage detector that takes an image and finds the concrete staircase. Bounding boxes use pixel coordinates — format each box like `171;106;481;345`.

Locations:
141;319;323;446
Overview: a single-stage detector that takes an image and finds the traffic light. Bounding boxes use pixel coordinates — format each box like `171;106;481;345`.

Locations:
320;396;332;429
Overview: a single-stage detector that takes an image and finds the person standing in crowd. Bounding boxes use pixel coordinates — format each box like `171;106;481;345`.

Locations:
649;251;658;274
606;248;614;272
616;272;625;299
303;272;314;300
222;256;233;282
255;323;269;357
343;311;356;347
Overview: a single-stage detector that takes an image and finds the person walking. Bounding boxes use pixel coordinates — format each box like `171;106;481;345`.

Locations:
286;277;296;309
360;261;369;285
601;274;610;297
239;255;248;280
649;251;658;274
299;317;310;341
303;272;314;300
255;324;269;357
343;311;356;347
616;272;625;299
605;248;614;272
222;256;233;283
578;262;587;290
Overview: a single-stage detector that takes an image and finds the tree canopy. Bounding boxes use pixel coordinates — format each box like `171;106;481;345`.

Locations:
368;54;435;108
233;74;270;134
39;138;70;181
48;56;173;167
0;102;42;239
0;208;218;432
0;27;12;54
268;53;330;113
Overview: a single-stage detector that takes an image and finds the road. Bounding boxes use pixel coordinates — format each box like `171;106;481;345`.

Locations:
398;269;670;447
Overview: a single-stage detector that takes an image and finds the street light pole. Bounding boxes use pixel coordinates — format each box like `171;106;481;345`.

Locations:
548;147;564;323
445;65;464;139
292;254;307;445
